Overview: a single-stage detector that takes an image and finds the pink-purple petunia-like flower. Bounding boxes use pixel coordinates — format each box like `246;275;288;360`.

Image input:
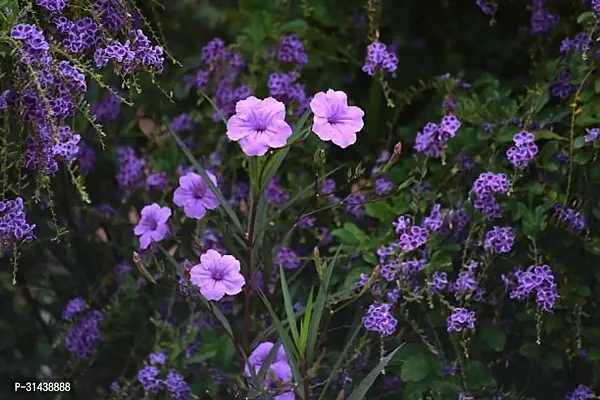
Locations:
226;96;293;156
173;172;220;219
189;249;245;301
309;89;365;148
133;203;172;250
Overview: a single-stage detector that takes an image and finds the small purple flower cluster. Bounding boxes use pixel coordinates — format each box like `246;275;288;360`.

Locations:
277;35;308;67
146;172;169;192
268;71;311;117
273;246;301;270
138;365;163;393
414;115;462;158
565;384;595;400
506;131;538;169
560;32;590;55
92;90;122;124
94;29;164;73
345;192;367;220
170;113;194;133
0;197;36;255
116;146;146;194
374;176;394;195
77;142;96;175
362;42;399;77
553;204;586;232
584;128;599;143
393;215;429;252
165;370;192;400
446;307;476;332
64;309;104;359
484;226;515;254
507;264;559;312
530;0;560;34
362;302;398;337
189;38;251;121
62;297;88;321
265;177;290;205
552;70;576;99
471;172;510;219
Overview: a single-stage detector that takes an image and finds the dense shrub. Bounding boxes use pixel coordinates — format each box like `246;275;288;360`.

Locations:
2;0;600;399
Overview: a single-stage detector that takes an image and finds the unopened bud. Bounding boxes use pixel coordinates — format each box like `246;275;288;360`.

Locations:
390;141;402;163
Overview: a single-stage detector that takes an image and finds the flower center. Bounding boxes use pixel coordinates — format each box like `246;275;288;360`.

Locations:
193;183;207;199
212;269;224;281
147;217;158;231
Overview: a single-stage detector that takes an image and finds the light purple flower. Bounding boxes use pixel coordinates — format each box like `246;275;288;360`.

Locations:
310;89;364;148
133;203;171;249
173;172;220;219
190;249;245;301
245;341;293;386
226;96;293;157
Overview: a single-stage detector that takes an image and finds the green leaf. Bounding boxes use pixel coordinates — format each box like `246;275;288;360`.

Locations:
365;202;396;224
574;136;586;149
577;11;594;24
574;152;592;165
307;247;341;363
280;19;308;34
480;323;506;351
400;354;432;382
330;228;359;245
298;288;314;353
347;345;404;400
279;268;300;350
169;129;244;235
362;251;377;266
343;223;371;245
532;88;550;114
534;130;567;142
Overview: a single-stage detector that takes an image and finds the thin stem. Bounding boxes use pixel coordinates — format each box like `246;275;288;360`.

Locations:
243;196;260;353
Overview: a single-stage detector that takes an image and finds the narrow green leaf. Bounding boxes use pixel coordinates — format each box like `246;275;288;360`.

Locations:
197;89;228;127
168;128;244;235
346;345;404;400
534;130;567;142
298;288;314;354
257;291;305;398
280;267;301;349
306;246;342;362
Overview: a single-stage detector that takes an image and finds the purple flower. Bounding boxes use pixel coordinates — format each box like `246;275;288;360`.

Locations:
149;352;167;365
133;203;172;250
566;384;595;400
447;307;476;332
165;370;191;400
362;302;398;337
62;297;87;321
173;172;220;219
484;226;515;254
226;96;293;156
310;89;365;148
584;128;599;143
138;365;163;393
190;249;245;301
273;246;301;270
246;342;293;392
